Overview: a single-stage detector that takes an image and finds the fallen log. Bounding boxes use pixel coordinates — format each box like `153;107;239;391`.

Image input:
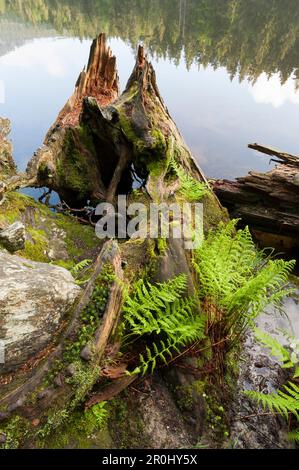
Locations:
248;143;299;167
213;143;299;251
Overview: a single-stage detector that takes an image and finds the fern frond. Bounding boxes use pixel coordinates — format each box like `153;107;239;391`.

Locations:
288;428;299;442
123;274;206;375
170;157;208;201
137;329;204;376
71;259;92;278
245;381;299;420
254;328;294;368
123;274;188;337
193;220;295;339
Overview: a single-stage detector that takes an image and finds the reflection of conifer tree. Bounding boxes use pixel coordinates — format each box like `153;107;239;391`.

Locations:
179;0;187;40
1;0;299;84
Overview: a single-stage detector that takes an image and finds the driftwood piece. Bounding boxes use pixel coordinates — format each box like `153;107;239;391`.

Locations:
213;143;299;248
248;143;299;167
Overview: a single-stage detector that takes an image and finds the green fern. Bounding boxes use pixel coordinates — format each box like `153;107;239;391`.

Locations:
245;382;299;420
254;329;296;369
170;157;208;202
123;275;206;375
84;402;108;429
288;428;299;442
132;339;177;376
193;220;295;341
71;259;92;278
246;331;299;442
123;274;189;337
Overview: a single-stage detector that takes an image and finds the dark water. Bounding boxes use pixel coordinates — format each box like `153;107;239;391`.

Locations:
1;0;299;179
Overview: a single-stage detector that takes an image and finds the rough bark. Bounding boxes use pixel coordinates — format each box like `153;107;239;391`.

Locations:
80;244;124;362
49;33;119;131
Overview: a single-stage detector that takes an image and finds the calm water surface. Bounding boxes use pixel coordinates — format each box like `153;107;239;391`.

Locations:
0;0;299;180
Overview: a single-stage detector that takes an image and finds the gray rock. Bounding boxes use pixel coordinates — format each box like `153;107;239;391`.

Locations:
0;221;25;252
7;398;24;413
80;344;93;362
37;389;54;401
0;252;81;372
65;363;77;377
137;374;192;448
53;373;64;388
0;433;6;444
229;298;299;449
0;411;9;422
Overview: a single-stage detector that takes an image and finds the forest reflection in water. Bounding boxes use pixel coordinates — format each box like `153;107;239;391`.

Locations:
1;0;299;178
1;0;299;84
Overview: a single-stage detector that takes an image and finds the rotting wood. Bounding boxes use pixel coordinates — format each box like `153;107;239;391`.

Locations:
248;143;299;167
80;242;124;362
0;240;122;414
1;34;218;209
213;143;299;249
85;375;136;409
48;33;119;131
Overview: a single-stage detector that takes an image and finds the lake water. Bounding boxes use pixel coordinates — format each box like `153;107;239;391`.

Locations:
0;0;299;181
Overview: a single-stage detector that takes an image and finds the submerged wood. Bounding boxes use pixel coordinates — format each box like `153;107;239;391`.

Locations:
213;143;299;249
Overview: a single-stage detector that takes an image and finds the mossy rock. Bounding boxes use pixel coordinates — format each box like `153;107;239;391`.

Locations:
0;192;100;266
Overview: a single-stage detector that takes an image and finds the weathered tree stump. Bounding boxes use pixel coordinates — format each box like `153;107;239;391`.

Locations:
0;34;225;449
2;33;209;207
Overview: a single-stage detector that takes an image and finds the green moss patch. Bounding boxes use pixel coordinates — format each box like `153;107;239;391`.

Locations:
0;192;100;265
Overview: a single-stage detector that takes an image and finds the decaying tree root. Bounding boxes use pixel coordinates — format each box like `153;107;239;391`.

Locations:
0;240;125;434
85;375;136;410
